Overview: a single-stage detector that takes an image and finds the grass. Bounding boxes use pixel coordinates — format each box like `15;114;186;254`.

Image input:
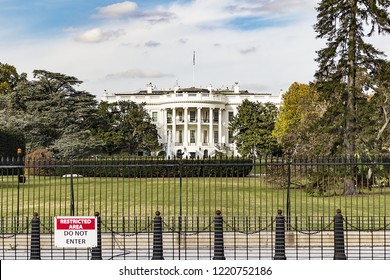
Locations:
1;175;389;221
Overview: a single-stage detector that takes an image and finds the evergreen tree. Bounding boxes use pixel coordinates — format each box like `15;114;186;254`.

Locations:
10;69;101;156
314;0;390;156
358;60;390;154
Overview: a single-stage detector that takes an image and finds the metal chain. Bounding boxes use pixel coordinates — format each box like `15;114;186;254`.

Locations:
223;218;276;234
39;220;54;233
0;221;32;238
162;220;215;236
101;220;153;237
344;218;390;232
288;220;334;235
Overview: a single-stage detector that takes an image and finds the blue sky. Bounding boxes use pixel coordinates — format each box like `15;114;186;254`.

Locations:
1;0;389;98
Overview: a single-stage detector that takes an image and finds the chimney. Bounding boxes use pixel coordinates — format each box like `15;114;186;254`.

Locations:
174;81;180;93
147;82;153;94
207;84;213;93
233;82;239;94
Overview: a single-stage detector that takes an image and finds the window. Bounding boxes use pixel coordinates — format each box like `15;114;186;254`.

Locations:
178;111;183;122
190;130;196;143
189;111;196;122
203;111;209;122
203;130;208;144
228;111;234;122
178;130;183;144
167;111;172;123
228;131;234;143
213;110;219;122
152;112;158;122
214;131;219;144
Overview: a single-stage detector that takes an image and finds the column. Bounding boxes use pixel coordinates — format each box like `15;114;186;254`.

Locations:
197;107;202;147
163;109;167;143
184;107;188;147
172;108;176;146
218;108;222;145
209;107;214;145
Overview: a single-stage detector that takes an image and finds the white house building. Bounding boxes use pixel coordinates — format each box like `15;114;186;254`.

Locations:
101;82;281;158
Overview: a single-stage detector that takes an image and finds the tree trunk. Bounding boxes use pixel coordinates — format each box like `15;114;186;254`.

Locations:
376;100;389;142
344;178;357;195
345;0;358;158
344;0;358;195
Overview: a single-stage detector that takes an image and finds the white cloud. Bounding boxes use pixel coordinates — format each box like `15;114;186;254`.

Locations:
145;40;161;47
2;0;389;100
240;47;257;54
75;28;125;43
224;0;314;17
95;1;138;19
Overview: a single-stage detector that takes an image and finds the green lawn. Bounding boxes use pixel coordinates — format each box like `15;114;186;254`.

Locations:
1;175;389;221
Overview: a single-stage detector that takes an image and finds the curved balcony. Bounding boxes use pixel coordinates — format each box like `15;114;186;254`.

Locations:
163;92;227;105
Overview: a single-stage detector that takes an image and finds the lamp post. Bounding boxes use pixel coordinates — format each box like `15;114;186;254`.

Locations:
16;148;22;231
286;153;291;230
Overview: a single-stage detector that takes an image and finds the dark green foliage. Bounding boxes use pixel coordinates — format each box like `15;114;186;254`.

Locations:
0;129;25;158
51;157;253;178
5;69;101;156
229;99;281;156
96;101;159;156
314;0;390;156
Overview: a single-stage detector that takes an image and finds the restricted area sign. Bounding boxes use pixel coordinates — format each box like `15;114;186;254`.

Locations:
55;216;97;248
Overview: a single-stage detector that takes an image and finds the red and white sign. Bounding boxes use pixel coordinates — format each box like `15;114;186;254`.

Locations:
55;216;97;248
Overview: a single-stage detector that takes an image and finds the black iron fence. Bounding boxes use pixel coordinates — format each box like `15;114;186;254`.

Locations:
0;155;389;259
1;210;389;260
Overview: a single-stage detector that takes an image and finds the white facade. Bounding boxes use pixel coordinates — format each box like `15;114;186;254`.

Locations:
101;83;281;158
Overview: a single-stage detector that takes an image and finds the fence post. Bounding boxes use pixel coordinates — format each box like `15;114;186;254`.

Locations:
91;211;102;260
333;209;347;260
213;210;226;260
274;209;286;260
30;212;41;260
152;211;164;260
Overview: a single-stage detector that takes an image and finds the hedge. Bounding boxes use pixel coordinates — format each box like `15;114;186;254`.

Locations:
24;157;253;178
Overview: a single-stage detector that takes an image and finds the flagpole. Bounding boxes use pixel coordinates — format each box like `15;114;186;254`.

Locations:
192;51;195;87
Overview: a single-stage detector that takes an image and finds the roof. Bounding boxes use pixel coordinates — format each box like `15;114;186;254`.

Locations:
176;87;209;93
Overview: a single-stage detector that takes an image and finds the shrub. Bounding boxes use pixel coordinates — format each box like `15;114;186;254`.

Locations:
50;157;253;178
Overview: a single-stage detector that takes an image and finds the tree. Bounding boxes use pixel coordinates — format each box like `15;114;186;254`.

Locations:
8;69;101;156
0;62;26;95
371;61;390;152
314;0;390;157
357;60;390;154
273;82;322;155
96;101;159;155
229;100;280;156
0;129;25;158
